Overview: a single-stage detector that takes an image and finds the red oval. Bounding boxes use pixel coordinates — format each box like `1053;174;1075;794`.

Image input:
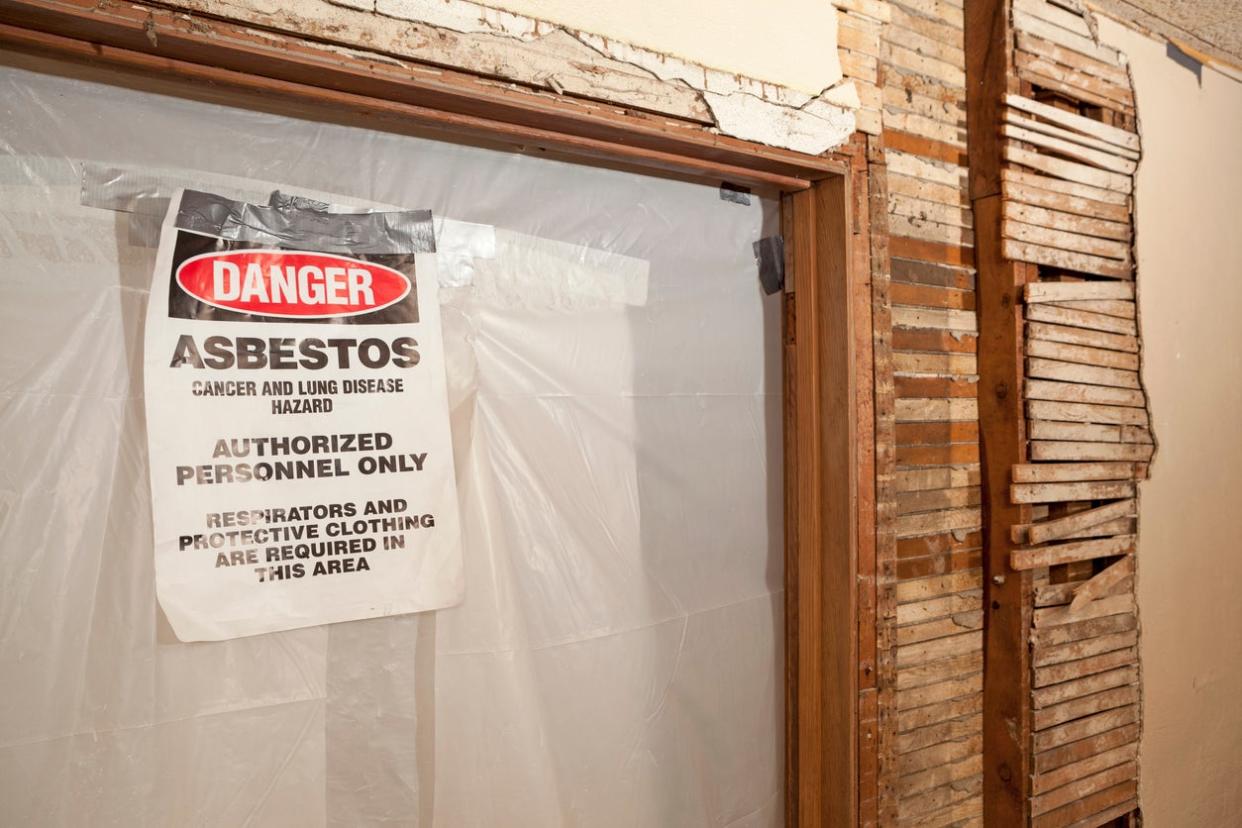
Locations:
176;249;412;318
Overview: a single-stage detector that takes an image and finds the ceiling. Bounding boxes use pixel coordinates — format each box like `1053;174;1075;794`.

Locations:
1092;0;1242;68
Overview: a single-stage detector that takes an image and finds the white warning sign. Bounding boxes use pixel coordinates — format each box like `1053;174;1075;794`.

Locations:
144;189;462;641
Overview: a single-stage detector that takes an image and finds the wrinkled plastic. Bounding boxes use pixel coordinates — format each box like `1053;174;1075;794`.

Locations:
0;51;783;826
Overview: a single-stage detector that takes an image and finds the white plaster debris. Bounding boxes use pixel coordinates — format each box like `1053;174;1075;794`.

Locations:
165;0;858;154
571;30;858;154
374;0;542;39
703;86;858;156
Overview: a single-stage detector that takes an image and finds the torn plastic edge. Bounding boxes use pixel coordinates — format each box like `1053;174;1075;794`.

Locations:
753;235;784;295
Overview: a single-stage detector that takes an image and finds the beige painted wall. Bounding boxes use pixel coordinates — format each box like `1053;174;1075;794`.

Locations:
478;0;841;93
1098;17;1242;825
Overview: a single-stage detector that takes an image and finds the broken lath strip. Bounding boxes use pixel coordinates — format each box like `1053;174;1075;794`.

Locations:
1005;1;1149;825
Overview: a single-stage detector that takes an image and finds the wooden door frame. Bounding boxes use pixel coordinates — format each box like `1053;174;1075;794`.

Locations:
783;172;863;828
0;3;868;822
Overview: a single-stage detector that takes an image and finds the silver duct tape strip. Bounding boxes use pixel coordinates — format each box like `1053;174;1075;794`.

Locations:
753;235;784;295
81;163;172;247
80;165;438;254
80;164;178;217
719;181;753;206
268;190;494;285
177;189;436;254
80;162;267;249
81;165;487;280
130;208;488;286
268;191;337;212
80;162;271;216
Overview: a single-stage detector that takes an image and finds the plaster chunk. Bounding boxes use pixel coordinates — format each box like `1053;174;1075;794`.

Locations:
704;86;858;156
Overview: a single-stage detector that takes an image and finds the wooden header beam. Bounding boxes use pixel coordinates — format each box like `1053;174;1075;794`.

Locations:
0;0;846;191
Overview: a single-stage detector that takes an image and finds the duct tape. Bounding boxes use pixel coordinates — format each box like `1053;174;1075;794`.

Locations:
719;181;752;206
753;235;785;295
80;164;494;281
82;165;437;254
177;189;435;254
79;164;172;247
80;163;270;248
265;192;495;285
266;192;493;285
80;164;176;217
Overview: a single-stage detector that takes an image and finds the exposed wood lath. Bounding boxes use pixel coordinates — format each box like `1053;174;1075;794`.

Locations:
834;0;989;824
966;0;1149;824
1011;5;1147;826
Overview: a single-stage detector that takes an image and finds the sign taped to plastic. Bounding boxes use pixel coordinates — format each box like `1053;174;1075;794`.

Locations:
143;189;463;641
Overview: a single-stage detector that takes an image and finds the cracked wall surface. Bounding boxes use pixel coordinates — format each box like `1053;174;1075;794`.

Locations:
410;0;847;95
156;0;860;154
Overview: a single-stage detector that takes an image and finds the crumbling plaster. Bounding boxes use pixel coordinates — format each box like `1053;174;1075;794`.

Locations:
453;0;845;95
156;0;858;154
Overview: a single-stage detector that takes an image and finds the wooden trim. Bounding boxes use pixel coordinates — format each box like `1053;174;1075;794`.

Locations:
843;135;881;828
0;0;845;191
785;173;860;826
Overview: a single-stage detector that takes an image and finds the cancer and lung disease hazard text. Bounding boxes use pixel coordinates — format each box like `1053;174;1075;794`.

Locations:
143;190;463;641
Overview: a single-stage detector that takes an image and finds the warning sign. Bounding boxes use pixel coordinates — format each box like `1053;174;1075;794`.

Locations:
144;189;462;641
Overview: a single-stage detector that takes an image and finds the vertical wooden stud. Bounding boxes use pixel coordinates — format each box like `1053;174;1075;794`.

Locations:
965;0;1035;824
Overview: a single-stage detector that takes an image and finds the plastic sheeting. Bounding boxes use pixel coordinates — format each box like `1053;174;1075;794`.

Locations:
0;50;784;826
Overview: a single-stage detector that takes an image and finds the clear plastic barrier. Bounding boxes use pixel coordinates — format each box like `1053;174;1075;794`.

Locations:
0;51;783;826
